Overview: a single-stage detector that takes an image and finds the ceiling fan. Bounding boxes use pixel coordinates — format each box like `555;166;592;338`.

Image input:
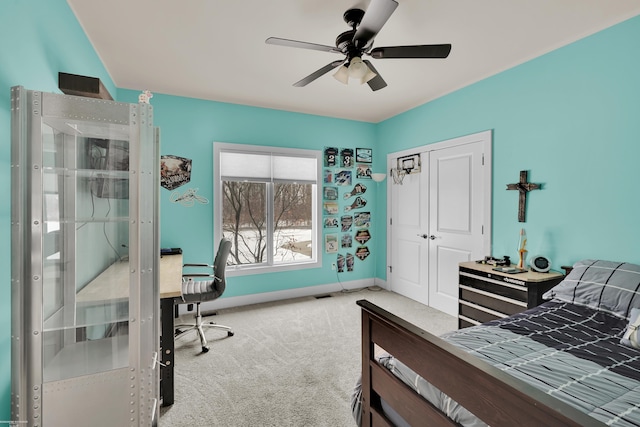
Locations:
265;0;451;91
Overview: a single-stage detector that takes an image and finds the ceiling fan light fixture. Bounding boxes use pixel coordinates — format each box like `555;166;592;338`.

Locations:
333;65;350;85
334;57;377;86
348;57;368;79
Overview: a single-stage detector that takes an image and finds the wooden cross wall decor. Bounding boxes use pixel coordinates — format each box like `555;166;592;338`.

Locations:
506;170;541;222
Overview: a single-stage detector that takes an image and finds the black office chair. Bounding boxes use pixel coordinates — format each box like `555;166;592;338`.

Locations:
175;238;234;353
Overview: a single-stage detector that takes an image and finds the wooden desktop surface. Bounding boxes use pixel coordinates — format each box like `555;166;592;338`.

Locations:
77;254;183;302
74;253;183;407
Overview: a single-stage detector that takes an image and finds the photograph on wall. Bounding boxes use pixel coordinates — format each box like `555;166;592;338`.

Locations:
355;229;371;244
356;148;372;163
345;196;367;212
356;164;372;179
337;253;345;272
334;170;352;186
355;246;370;261
341;233;353;248
346;253;355;272
344;183;366;199
160;155;192;190
325;234;338;253
354;211;371;228
324;217;339;229
324;147;338;167
341;215;353;232
323;201;338;215
323;186;338;200
341;148;354;168
323;169;333;184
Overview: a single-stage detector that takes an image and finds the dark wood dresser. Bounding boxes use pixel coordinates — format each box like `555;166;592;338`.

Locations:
458;261;564;329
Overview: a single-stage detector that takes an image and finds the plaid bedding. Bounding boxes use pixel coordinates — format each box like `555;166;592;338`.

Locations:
443;301;640;426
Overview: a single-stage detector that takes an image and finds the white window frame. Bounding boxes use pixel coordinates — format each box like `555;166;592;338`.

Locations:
213;142;322;276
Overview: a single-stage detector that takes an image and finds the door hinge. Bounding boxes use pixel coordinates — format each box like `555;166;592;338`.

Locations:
390;218;392;226
388;266;392;273
482;153;485;166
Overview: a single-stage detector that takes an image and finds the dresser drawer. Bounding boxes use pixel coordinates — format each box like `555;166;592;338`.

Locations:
460;284;526;316
459;300;505;324
460;271;528;303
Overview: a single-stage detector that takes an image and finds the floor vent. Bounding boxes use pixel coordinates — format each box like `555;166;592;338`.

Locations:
315;294;332;299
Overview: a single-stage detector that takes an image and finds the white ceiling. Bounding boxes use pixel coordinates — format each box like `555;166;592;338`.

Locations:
67;0;640;123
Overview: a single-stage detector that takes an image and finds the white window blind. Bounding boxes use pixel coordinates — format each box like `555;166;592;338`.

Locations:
219;152;271;181
220;151;317;183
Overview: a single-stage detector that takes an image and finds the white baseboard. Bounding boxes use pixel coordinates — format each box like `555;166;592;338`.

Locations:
177;277;380;315
374;277;388;290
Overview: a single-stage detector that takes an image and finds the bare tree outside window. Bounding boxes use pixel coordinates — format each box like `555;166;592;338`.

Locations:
222;181;313;266
222;181;266;265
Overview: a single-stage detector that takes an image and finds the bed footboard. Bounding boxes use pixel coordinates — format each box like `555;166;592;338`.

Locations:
357;300;604;427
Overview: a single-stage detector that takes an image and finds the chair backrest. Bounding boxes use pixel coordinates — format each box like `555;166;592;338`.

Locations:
212;238;232;291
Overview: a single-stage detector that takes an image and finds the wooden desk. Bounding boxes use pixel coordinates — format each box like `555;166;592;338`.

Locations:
76;254;183;407
76;254;183;302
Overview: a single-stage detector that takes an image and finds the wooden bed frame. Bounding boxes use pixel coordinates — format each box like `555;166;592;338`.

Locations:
357;299;606;427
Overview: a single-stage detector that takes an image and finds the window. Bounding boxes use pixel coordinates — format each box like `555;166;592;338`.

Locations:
214;143;321;273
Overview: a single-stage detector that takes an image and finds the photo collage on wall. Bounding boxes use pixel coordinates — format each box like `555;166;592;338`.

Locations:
323;147;372;273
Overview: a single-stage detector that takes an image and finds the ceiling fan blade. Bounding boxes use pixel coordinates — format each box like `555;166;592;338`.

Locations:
370;44;452;59
363;60;387;91
293;60;345;87
353;0;399;50
266;37;341;54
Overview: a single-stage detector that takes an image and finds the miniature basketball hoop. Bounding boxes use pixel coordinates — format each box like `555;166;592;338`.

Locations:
391;153;421;185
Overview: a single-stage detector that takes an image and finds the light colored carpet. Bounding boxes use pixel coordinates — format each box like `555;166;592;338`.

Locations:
160;288;457;426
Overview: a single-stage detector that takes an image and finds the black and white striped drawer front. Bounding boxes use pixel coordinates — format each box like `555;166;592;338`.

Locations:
459;285;527;325
458;271;529;327
459;271;529;302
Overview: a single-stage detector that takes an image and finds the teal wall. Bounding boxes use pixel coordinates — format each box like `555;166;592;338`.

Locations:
2;0;640;420
377;14;640;273
0;0;117;419
116;89;378;296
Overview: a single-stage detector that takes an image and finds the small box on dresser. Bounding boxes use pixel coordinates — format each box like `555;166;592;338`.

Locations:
458;261;564;329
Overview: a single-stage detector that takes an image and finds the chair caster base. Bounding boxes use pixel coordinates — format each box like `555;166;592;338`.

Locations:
202;346;209;353
228;331;234;337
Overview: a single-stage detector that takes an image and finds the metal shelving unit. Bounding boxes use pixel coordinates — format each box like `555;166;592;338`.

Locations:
11;86;160;426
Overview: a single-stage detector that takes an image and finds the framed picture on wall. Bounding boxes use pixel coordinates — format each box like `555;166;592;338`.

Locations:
356;148;372;163
323;186;338;200
356;164;372;179
325;234;338;253
324;147;338;167
341;148;354;168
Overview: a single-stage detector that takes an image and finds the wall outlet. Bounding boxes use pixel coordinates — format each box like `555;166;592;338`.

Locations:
331;263;336;270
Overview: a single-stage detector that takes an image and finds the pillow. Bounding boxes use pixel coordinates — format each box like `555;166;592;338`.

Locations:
621;308;640;349
543;259;640;319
